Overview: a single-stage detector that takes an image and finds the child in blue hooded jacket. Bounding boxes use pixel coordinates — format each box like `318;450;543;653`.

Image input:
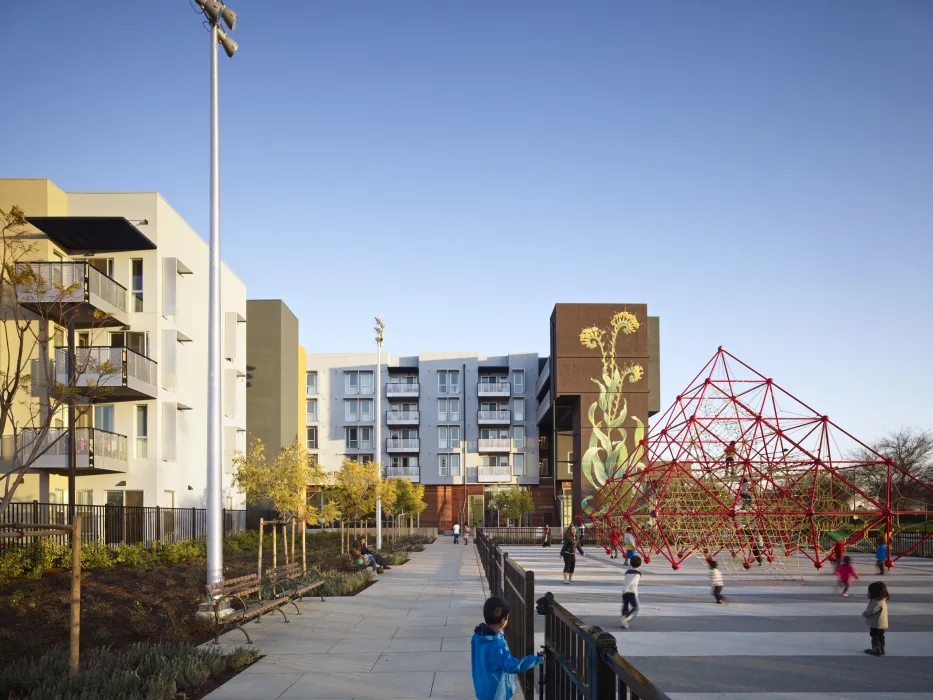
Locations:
471;596;544;700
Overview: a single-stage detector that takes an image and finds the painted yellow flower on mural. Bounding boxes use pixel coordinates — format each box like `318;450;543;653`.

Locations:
611;311;640;334
579;327;603;349
628;364;644;383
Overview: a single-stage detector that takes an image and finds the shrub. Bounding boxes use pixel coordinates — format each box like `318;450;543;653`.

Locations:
0;548;30;586
306;566;372;597
379;550;409;566
0;642;259;700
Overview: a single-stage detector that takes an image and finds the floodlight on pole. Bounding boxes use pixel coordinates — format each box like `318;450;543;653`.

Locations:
192;0;238;590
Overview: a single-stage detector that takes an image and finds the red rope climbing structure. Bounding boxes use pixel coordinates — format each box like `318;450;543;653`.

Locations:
584;347;933;571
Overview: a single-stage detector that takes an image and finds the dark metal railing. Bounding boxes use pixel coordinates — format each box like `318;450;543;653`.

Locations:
541;593;671;700
0;501;246;549
483;526;550;545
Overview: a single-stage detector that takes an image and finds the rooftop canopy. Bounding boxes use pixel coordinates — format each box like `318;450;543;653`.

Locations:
25;217;156;254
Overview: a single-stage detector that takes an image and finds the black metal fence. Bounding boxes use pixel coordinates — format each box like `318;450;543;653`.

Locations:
475;531;536;699
482;526;549;546
848;531;933;559
541;593;670;700
0;501;247;549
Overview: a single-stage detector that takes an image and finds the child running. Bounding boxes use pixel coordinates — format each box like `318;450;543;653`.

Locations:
709;560;726;604
835;555;861;596
862;581;889;657
471;596;544;700
620;555;642;629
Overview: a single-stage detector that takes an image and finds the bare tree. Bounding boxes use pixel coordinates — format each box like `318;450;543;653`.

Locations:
1;206;119;514
851;427;933;519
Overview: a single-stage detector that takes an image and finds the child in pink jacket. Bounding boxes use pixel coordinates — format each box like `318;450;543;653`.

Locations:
835;555;860;596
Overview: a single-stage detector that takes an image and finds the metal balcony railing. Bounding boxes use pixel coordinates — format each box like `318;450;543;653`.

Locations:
15;262;129;313
478;381;511;396
385;466;420;480
477;410;511;423
387;410;420;423
478;465;512;481
478;438;512;451
386;438;420;450
19;427;129;463
386;382;420;396
56;346;157;388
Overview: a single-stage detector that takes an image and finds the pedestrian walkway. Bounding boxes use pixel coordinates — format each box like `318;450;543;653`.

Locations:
505;545;933;699
205;539;485;699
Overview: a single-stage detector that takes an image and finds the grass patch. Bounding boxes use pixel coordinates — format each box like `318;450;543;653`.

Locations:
0;642;259;700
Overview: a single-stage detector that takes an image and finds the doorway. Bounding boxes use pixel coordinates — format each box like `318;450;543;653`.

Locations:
469;495;484;530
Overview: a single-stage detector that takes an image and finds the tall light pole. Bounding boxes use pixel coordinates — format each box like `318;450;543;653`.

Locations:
194;0;238;588
374;316;385;549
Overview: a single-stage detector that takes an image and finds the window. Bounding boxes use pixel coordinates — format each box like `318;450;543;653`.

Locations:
346;427;358;449
164;490;175;508
308;453;319;466
480;428;508;439
131;259;143;312
512;426;525;449
360;399;374;421
390;456;418;468
437;398;461;421
345;371;359;395
513;398;525;421
481;455;509;467
439;453;461;476
513;453;525;476
307;427;318;450
344;399;359;422
360;427;373;449
76;490;93;506
135;405;148;458
391;428;418;442
360;371;374;395
438;370;460;395
438;425;460;449
306;372;318;395
512;370;525;394
95;405;114;433
346;427;373;450
306;399;318;423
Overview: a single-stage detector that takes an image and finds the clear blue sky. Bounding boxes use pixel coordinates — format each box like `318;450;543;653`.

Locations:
3;1;931;442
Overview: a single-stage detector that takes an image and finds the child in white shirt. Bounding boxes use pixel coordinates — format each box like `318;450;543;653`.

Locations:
620;555;642;629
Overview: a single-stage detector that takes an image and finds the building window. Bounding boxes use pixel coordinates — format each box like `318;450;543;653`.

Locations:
480;428;508;439
439;453;461;476
307;427;318;450
391;456;418;468
513;453;525;476
360;371;374;395
512;426;525;449
513;398;525;421
131;259;143;312
438;370;460;395
76;490;93;506
346;427;359;449
390;428;418;441
306;399;318;423
344;399;358;422
360;427;373;449
345;371;359;395
512;370;525;394
361;399;374;421
482;455;509;467
438;425;460;449
438;398;460;421
306;372;318;396
389;374;418;386
135;405;148;458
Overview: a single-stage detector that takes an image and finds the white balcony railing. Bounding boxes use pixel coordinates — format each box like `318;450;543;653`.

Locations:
19;427;128;465
15;262;129;314
387;382;420;396
385;466;420;481
478;438;511;451
135;436;149;459
478;465;512;482
386;438;420;451
477;410;511;423
387;410;420;424
478;382;511;396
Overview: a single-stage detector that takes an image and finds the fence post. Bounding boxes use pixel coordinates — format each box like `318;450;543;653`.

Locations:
156;506;162;542
191;506;197;539
223;508;227;539
593;629;620;698
70;515;82;677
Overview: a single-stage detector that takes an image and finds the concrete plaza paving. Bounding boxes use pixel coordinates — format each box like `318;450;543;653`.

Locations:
503;544;933;700
204;540;487;700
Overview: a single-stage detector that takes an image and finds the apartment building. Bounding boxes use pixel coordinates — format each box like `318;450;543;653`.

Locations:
0;178;247;511
302;304;660;531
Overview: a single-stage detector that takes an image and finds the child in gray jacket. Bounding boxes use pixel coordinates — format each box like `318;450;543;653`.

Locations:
862;581;889;656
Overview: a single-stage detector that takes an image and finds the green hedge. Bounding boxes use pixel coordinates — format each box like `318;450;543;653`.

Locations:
0;643;259;699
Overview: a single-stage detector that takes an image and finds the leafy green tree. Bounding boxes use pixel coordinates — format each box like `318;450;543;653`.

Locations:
490;487;535;526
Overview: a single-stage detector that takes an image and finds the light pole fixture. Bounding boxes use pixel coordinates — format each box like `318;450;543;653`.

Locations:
193;0;238;589
374;316;385;549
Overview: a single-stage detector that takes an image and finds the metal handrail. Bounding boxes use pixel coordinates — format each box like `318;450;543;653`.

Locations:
386;438;420;450
477;409;511;421
15;261;129;313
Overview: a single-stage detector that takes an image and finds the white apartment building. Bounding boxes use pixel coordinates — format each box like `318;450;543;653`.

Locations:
305;351;540;527
1;179;246;511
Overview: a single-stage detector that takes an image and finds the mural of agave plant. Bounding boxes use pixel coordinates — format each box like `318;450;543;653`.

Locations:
579;311;646;514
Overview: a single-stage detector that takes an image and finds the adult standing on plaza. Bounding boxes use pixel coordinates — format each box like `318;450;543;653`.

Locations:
542;523;551;547
560;527;584;584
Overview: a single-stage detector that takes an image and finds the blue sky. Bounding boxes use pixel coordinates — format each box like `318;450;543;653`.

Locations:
2;1;931;442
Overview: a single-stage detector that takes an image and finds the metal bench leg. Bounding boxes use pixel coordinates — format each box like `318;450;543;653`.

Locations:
288;598;301;615
234;621;253;645
276;605;290;623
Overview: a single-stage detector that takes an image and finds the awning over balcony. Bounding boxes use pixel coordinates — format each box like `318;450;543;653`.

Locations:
26;217;156;254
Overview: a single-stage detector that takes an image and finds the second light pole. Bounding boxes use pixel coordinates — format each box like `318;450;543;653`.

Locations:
374;316;385;549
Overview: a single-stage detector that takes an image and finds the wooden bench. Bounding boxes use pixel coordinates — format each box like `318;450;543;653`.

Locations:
267;562;326;607
205;573;290;645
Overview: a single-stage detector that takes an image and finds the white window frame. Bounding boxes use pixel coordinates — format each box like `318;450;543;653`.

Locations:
345;399;359;422
439;453;461;477
306;399;318;423
449;397;461;421
307;371;318;395
438;370;460;395
438;425;460;449
438;398;447;421
512;425;525;449
360;398;374;422
513;452;525;476
345;371;359;395
360;371;374;395
512;370;525;394
346;426;359;449
307;426;318;450
360;426;373;449
513;397;525;421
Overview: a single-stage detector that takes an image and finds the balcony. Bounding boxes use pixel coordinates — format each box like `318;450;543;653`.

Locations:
386;438;420;452
55;346;158;401
478;409;511;425
478;438;511;452
384;465;420;482
19;427;128;475
386;382;419;398
536;359;550;396
15;262;129;327
478;382;510;397
478;465;512;483
387;410;420;425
